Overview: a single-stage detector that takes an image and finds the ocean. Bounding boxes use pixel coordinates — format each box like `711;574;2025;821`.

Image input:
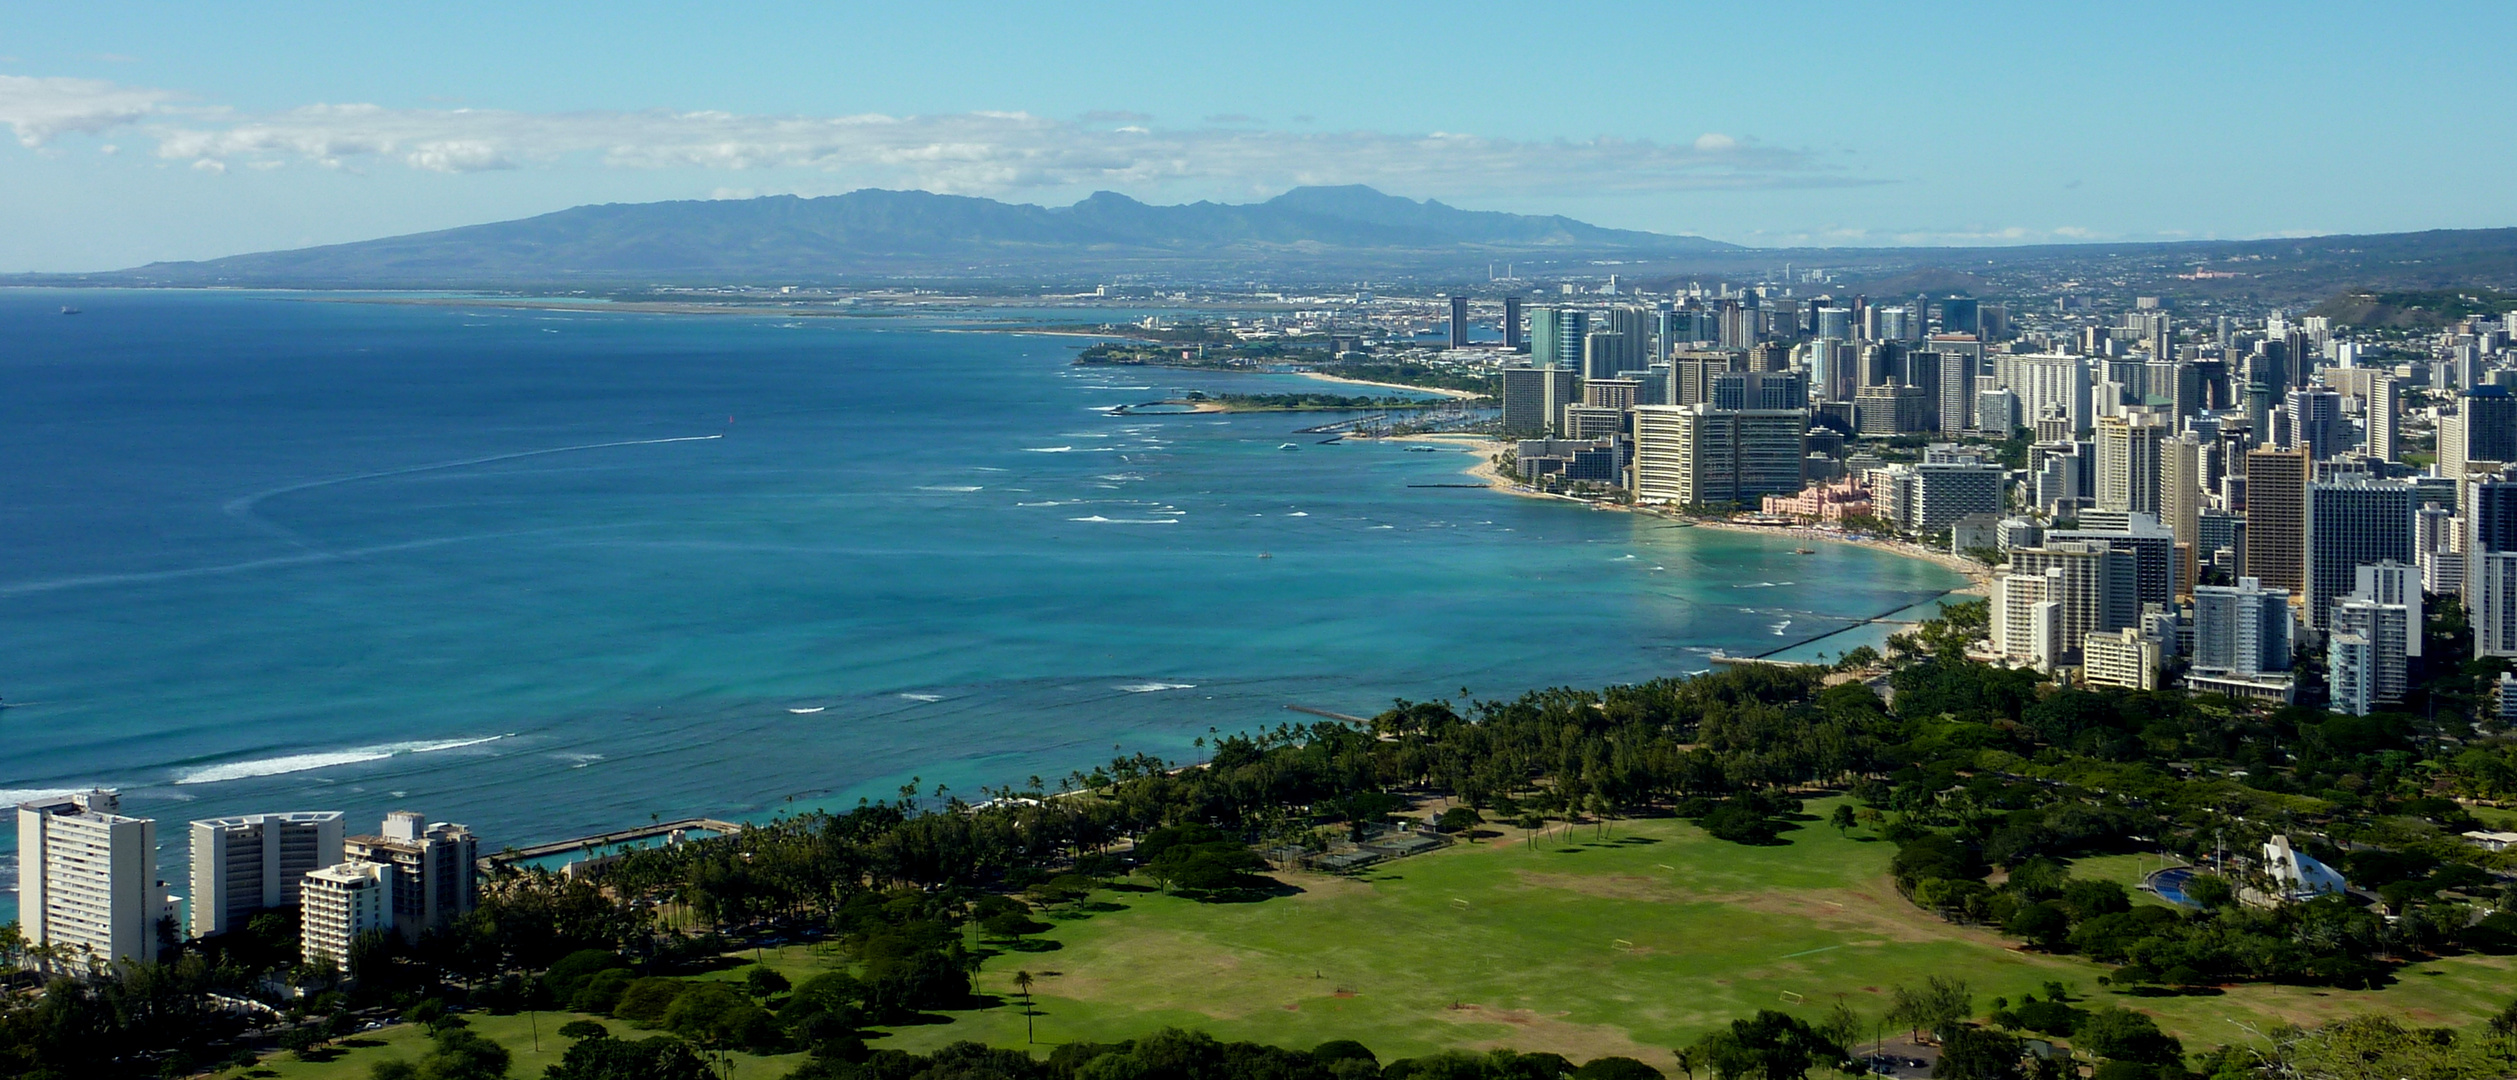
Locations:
0;290;1962;922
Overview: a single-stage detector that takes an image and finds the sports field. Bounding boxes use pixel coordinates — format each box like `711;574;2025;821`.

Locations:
248;796;2516;1077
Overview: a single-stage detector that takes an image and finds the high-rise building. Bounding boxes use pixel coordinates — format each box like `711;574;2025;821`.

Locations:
1998;354;2092;436
2243;448;2309;595
2000;541;2136;666
2285;386;2346;460
2438;388;2517;476
2366;376;2400;462
1976;388;2022;434
2476;552;2517;659
2160;435;2205;596
300;862;393;969
2084;627;2164;690
1855;383;1929;435
18;791;163;967
2329;593;2411;715
1583;378;1640;411
1604;306;1653;375
188;811;345;938
1503;296;1525;351
1447;295;1470;349
2192;577;2294;677
1932;342;1984;436
2304;477;2414;630
1991;567;2063;669
1876;460;2005;536
1814;307;1853;341
343;811;479;941
1939;297;1981;336
2095;414;2167;514
2355;561;2423;658
2048;513;2178;623
1500;365;1581;437
1583;331;1627;380
1631;405;1807;507
1529;308;1587;371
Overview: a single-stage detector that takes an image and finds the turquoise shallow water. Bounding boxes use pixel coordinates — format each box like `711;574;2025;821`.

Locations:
0;290;1961;921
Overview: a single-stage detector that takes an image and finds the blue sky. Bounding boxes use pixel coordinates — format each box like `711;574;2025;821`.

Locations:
3;1;2513;271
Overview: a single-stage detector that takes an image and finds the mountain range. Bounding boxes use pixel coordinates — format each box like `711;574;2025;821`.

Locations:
87;186;1737;287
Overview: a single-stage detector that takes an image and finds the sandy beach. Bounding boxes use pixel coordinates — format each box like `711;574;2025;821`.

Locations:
1382;433;1991;591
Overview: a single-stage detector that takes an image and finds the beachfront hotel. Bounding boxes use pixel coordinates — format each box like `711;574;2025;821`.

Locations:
187;811;345;938
299;861;393;969
343;810;479;940
16;791;168;968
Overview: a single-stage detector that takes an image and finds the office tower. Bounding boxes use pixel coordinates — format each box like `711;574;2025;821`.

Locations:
1500;365;1580;437
2002;541;2136;665
2438;387;2517;476
2284;386;2345;460
1503;296;1525;350
2192;577;2294;676
1939;297;1980;335
18;791;163;966
1529;308;1587;370
1447;295;1470;349
2243;448;2309;595
1877;459;2006;536
2095;414;2166;515
189;811;345;939
2160;435;2205;596
2304;477;2414;630
300;862;393;969
1814;306;1853;341
2366;376;2400;462
2477;552;2517;659
2243;382;2272;446
344;811;479;940
1631;405;1807;507
2000;354;2093;436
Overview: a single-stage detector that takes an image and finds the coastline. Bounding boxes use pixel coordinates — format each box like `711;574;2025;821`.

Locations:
1384;432;1989;592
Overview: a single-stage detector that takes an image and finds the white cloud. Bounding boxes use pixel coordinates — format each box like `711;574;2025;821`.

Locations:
6;75;1856;198
0;74;179;147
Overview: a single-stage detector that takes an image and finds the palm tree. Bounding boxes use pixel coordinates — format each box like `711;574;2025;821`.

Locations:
1013;970;1036;1043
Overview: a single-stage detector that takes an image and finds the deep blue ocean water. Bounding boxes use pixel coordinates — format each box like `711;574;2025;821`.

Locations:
0;290;1961;921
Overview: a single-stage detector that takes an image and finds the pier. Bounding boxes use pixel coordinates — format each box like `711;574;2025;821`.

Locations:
484;817;746;873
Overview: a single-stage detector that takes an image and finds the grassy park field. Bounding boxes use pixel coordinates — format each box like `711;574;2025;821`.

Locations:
249;796;2517;1078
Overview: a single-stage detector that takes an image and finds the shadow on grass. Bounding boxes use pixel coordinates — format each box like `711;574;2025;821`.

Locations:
339;1038;387;1048
1009;939;1063;952
1611;836;1663;846
1184;879;1307;904
1105;882;1158;893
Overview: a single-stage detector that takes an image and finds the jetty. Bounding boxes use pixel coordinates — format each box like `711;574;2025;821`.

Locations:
484;816;745;873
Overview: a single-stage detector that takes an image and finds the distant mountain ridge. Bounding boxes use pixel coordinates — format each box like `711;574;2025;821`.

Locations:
94;185;1739;286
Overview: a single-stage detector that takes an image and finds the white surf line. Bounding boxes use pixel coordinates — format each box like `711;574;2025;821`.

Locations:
222;434;726;548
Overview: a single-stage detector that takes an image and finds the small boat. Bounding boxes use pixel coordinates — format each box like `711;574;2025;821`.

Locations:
59;306;82;315
786;706;826;715
1792;547;1815;555
1278;442;1299;450
1258;552;1274;559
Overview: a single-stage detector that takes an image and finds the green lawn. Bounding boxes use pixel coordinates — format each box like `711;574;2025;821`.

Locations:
876;799;2514;1063
233;798;2517;1076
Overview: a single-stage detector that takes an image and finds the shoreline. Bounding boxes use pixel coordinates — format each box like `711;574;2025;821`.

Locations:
1383;433;1989;592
